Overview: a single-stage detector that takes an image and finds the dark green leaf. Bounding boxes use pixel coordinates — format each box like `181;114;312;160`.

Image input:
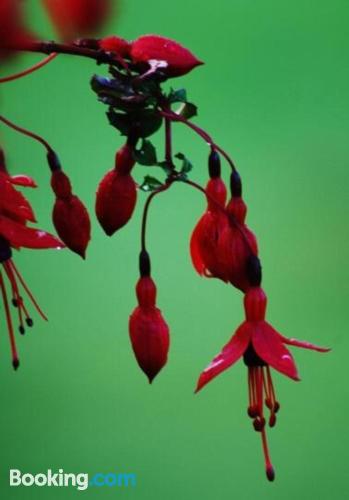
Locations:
134;140;158;166
157;160;174;175
175;152;193;176
107;108;163;138
140;175;164;192
168;88;187;104
176;102;198;120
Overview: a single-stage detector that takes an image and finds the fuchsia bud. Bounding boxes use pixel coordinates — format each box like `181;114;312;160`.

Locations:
51;169;91;258
95;143;137;236
130;35;203;77
99;36;130;57
129;253;170;383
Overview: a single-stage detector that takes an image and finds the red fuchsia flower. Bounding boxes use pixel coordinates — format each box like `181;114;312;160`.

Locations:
95;143;137;236
42;0;113;41
0;167;63;369
129;251;170;383
196;285;330;481
130;35;203;77
50;160;91;259
0;0;32;60
219;170;258;292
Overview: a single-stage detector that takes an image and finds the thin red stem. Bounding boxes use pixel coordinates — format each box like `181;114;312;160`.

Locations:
0;53;58;84
141;182;173;251
160;110;237;172
0;114;54;154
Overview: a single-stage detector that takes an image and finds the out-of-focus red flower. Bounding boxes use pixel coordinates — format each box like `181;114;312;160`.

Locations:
42;0;112;41
51;169;91;259
196;286;330;481
95;143;137;236
0;0;32;61
0;162;63;369
130;35;203;77
129;275;170;383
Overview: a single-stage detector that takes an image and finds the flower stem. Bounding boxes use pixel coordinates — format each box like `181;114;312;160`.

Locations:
10;40;118;66
160;110;237;172
0;114;54;155
0;53;58;84
141;182;173;252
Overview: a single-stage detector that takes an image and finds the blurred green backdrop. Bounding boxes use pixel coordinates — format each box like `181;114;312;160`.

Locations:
1;0;349;498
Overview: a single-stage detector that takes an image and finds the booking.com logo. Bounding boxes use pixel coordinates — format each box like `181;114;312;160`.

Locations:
9;469;136;491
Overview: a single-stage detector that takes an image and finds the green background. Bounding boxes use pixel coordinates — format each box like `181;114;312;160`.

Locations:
1;0;348;498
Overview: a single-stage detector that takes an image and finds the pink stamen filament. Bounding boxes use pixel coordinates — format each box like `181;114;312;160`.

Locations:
0;271;19;368
3;261;32;326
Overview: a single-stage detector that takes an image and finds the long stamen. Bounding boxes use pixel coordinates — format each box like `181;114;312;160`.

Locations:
3;262;27;334
9;261;48;321
0;271;19;369
261;427;275;481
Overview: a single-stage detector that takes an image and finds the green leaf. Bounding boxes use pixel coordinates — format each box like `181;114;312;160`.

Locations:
107;108;163;138
168;88;187;104
134;140;158;166
175;152;193;176
140;175;164;192
176;102;198;120
157;160;174;175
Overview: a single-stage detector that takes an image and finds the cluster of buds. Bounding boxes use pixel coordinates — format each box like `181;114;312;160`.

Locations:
0;0;330;482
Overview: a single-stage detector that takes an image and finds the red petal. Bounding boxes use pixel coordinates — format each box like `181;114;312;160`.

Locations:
0;174;36;222
252;322;300;380
9;175;37;188
195;324;251;392
42;0;111;40
190;217;206;276
280;335;330;353
0;216;64;249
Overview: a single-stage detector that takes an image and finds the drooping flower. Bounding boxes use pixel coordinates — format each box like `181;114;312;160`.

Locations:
0;168;63;369
50;165;91;259
196;286;330;481
130;35;203;77
0;0;32;61
95;143;137;236
220;171;258;291
42;0;112;40
129;251;169;383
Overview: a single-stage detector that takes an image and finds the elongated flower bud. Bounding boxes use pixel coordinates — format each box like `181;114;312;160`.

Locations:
51;170;91;258
129;276;170;383
95;144;137;236
130;35;203;77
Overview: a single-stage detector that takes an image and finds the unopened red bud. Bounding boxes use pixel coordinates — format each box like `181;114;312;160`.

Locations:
129;277;170;383
51;171;91;258
95;147;137;236
53;196;91;258
99;36;130;57
130;35;203;77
